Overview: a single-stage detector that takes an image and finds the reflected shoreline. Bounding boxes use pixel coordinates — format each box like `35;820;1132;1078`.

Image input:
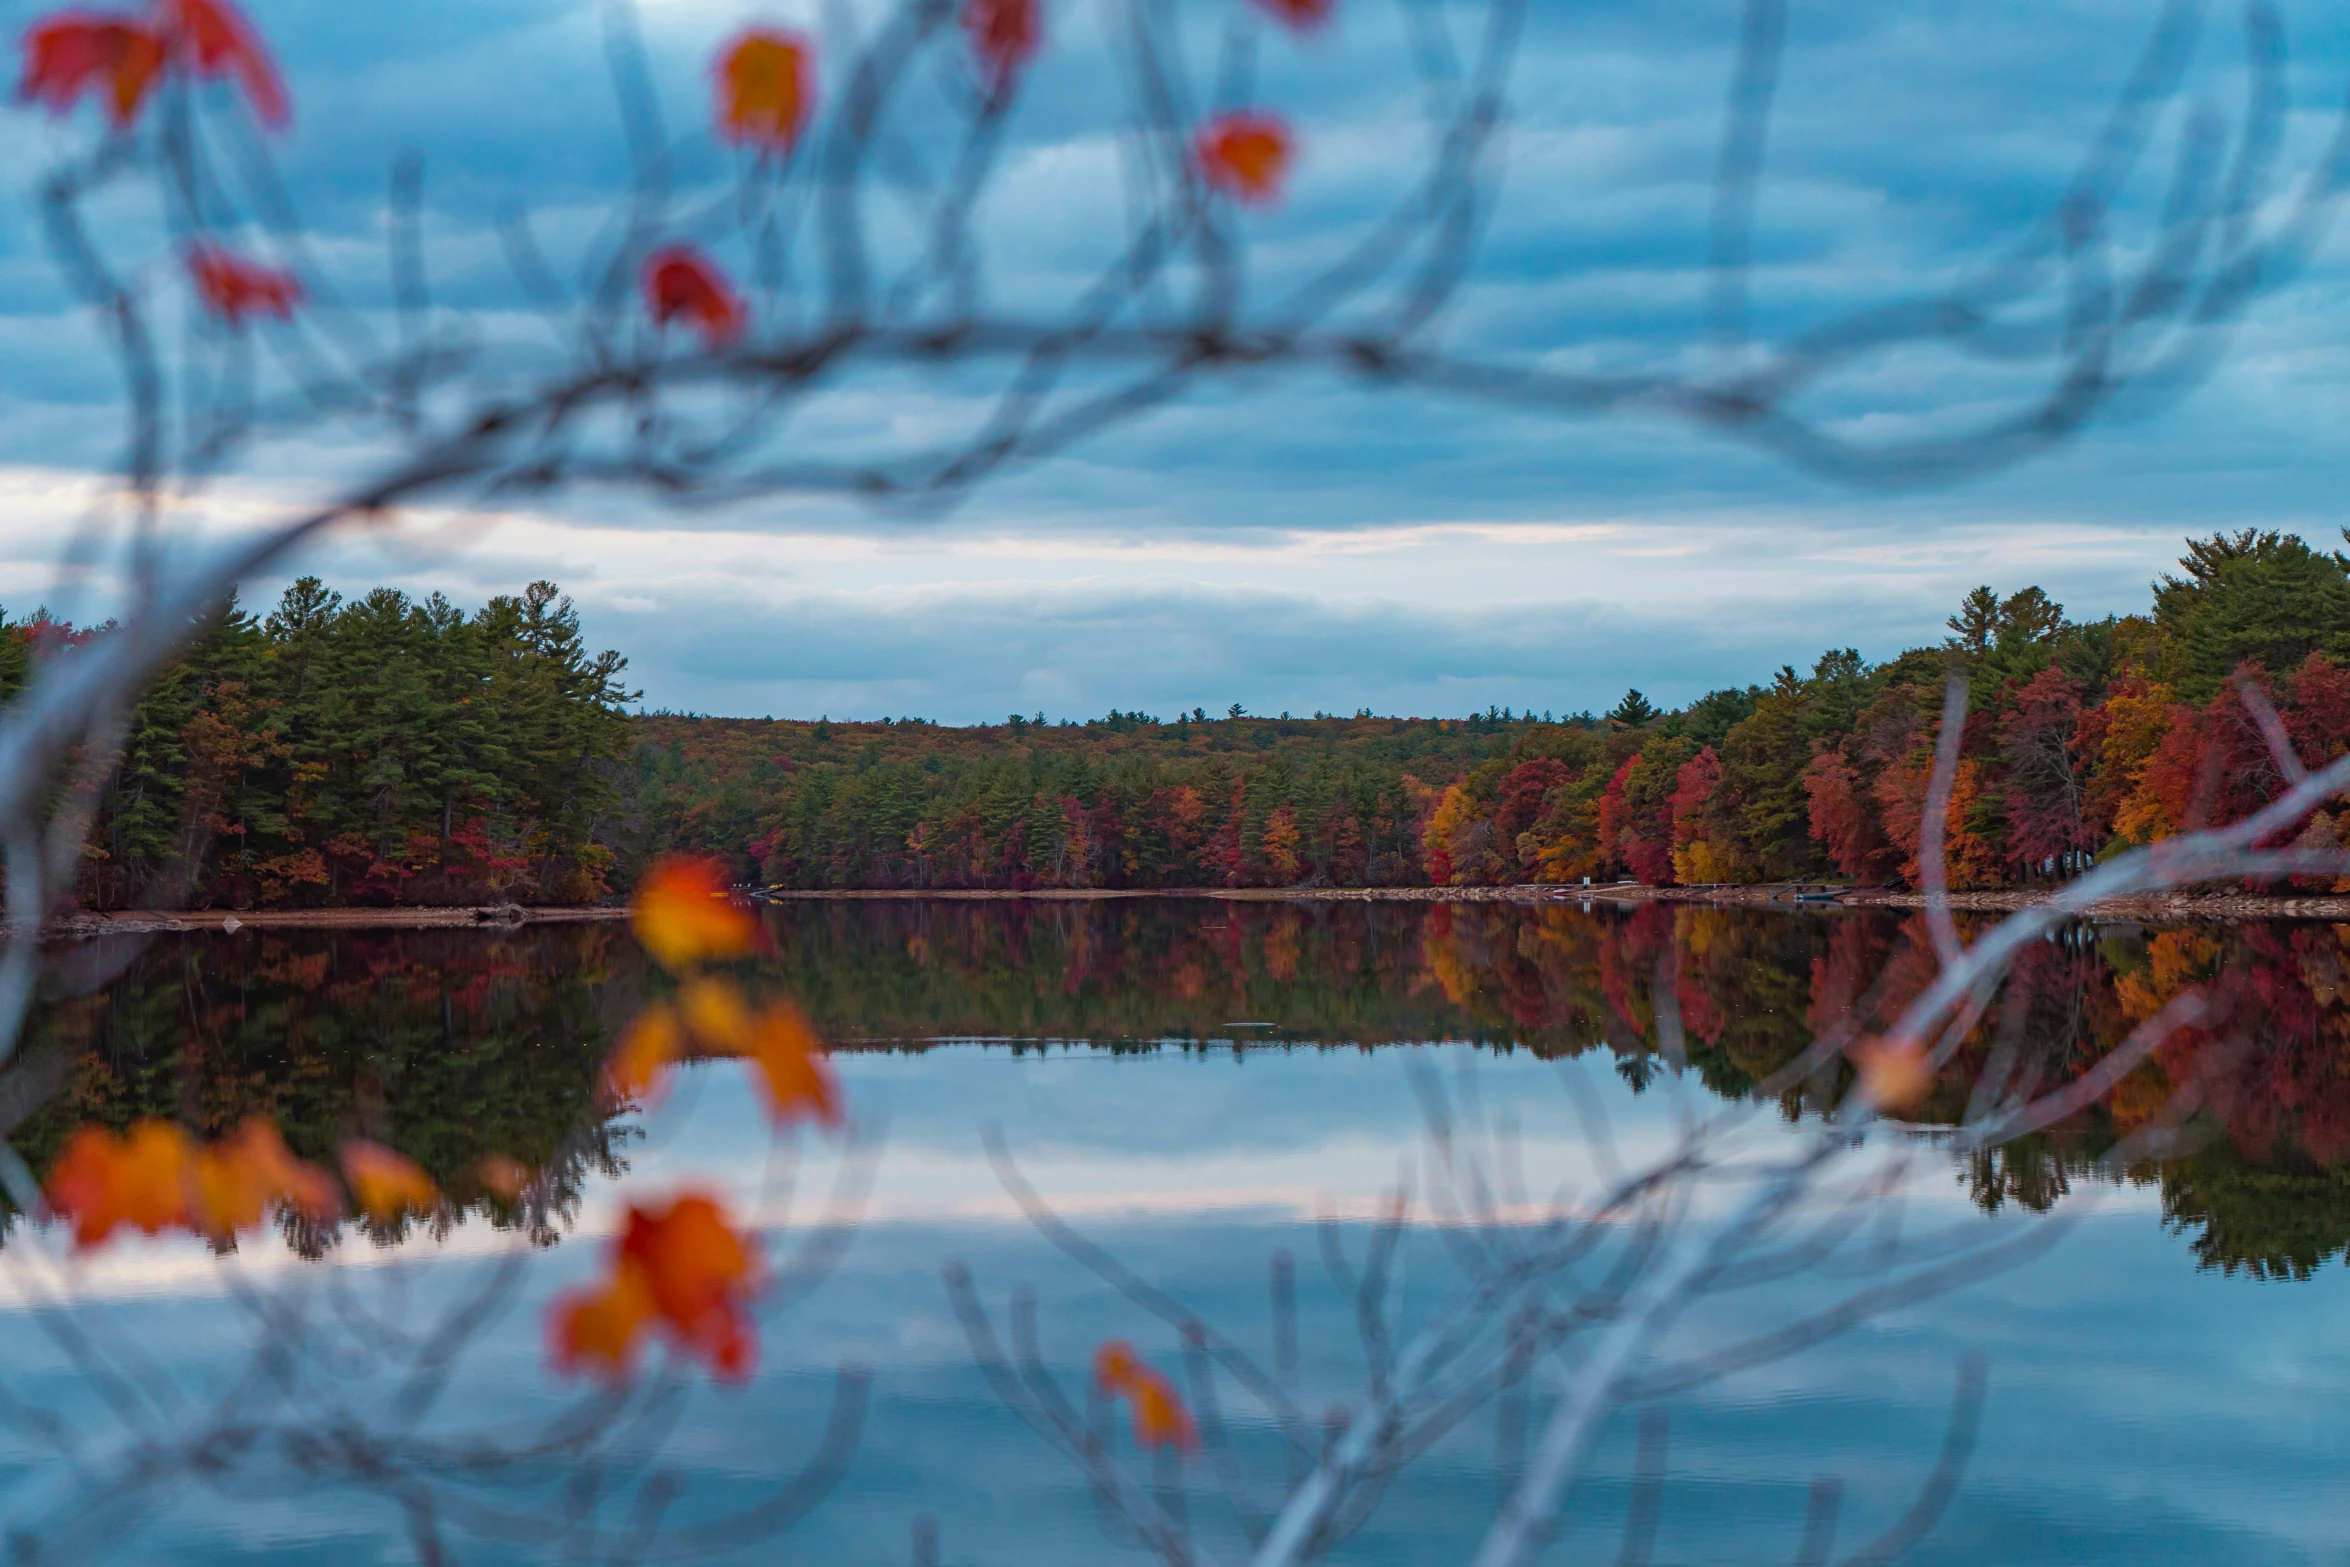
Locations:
49;877;2350;940
15;898;2350;1277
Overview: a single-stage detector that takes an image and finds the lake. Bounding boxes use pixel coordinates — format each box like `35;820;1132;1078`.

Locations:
1;899;2345;1564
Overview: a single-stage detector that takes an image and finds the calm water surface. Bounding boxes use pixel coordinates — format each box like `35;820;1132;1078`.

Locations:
2;900;2347;1564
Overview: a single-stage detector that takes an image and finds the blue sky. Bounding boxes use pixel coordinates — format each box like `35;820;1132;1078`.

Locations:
3;0;2348;720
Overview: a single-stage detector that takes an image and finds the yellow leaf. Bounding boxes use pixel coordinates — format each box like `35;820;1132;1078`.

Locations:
632;856;756;973
679;977;756;1054
608;1003;685;1104
339;1140;438;1223
1852;1037;1934;1114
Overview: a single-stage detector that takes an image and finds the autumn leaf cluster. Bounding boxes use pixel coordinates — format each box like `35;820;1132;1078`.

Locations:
20;0;298;322
45;1118;441;1249
640;0;1323;349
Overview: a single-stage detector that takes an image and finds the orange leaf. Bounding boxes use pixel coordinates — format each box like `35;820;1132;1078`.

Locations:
550;1259;657;1379
1130;1376;1198;1452
475;1154;532;1204
607;1002;685;1105
19;15;167;126
631;854;756;970
1852;1037;1935;1114
187;1138;270;1240
1095;1339;1139;1386
1193;111;1293;205
678;976;756;1054
620;1191;762;1380
189;1116;337;1240
962;0;1039;90
743;1003;842;1128
548;1192;763;1383
622;1192;758;1315
44;1119;192;1249
186;244;300;326
279;1155;342;1223
339;1140;438;1224
160;0;287;127
1093;1339;1197;1452
715;27;813;153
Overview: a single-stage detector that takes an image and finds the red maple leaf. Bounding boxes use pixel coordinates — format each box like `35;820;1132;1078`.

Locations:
642;247;747;350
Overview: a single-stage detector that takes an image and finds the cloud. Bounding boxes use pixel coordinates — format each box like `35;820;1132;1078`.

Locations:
0;0;2344;715
203;499;2179;722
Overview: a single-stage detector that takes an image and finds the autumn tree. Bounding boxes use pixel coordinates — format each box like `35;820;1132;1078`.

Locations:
1998;666;2093;876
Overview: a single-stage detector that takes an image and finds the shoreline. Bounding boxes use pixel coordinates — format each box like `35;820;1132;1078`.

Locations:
1565;882;2350;923
754;884;2350;921
51;905;632;937
46;880;2350;935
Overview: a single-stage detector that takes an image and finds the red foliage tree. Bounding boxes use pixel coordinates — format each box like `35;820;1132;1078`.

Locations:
1496;758;1571;843
2126;674;2292;842
2288;652;2350;766
1666;746;1737;882
1669;749;1719;845
1594;755;1644;880
1803;751;1880;879
1998;665;2092;875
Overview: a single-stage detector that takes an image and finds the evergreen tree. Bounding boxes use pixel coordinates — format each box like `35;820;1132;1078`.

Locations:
1607;689;1660;727
72;579;632;909
2154;530;2350;698
1946;586;2002;653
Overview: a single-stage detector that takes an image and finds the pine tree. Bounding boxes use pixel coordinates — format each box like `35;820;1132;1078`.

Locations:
1607;689;1660;727
2153;531;2350;699
1946;586;2002;653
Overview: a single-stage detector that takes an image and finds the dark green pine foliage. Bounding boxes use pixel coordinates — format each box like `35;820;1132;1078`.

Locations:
2153;529;2350;699
1606;689;1660;727
77;579;632;909
1718;663;1827;879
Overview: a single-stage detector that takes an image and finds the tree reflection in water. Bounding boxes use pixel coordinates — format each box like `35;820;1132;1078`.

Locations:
11;900;2350;1279
7;925;634;1252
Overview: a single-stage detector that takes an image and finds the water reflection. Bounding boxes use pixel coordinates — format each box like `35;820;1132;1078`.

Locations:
11;924;635;1250
13;900;2350;1276
5;901;2350;1563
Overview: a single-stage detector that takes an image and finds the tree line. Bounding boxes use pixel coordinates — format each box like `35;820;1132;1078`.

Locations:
47;528;2350;906
634;530;2350;892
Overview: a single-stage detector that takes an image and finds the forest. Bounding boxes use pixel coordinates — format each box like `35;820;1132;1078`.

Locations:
630;528;2350;893
45;527;2350;906
52;578;635;909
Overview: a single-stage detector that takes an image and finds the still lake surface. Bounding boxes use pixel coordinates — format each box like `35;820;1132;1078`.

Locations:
2;898;2347;1564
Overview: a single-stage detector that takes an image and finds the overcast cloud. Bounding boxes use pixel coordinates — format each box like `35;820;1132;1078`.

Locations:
3;0;2347;720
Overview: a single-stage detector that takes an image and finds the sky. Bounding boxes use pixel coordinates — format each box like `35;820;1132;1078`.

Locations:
3;0;2349;722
